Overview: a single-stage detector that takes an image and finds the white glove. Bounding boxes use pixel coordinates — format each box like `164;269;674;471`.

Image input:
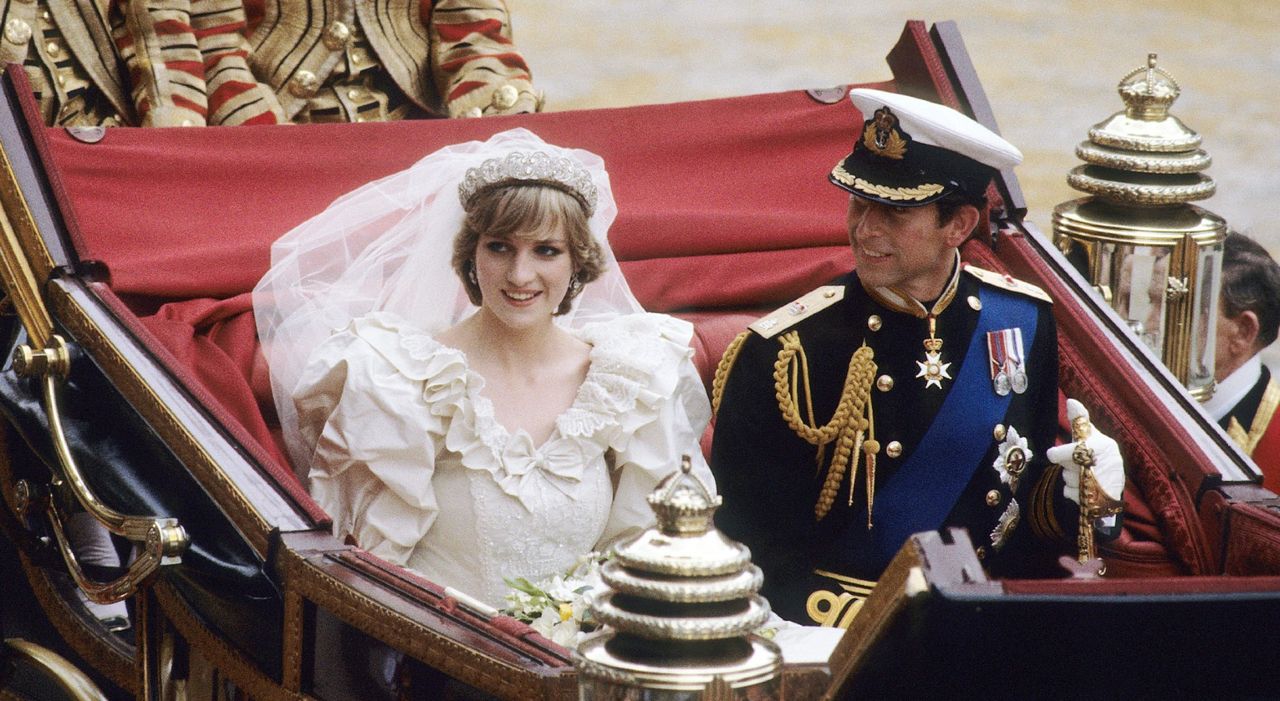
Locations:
1045;399;1125;505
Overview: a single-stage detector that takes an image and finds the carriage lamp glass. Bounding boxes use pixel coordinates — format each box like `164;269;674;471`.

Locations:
1052;54;1226;401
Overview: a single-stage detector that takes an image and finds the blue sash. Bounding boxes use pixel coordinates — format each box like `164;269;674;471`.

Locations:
865;285;1039;570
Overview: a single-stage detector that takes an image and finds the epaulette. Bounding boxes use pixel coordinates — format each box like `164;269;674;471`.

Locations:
749;286;845;339
963;264;1053;305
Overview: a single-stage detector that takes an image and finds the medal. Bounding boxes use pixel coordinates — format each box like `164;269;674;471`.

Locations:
1011;368;1028;394
987;328;1028;396
1008;327;1028;395
988;330;1011;396
915;317;951;389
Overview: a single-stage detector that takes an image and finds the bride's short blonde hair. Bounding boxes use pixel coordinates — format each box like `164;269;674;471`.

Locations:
453;183;606;315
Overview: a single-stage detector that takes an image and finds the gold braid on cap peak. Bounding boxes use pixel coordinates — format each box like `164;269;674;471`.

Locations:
459;150;598;215
830;163;945;202
771;332;878;522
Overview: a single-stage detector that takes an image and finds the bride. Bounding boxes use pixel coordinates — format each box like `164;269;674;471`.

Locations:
253;128;715;608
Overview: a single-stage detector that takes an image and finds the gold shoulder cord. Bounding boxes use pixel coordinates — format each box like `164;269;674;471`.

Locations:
711;330;752;417
771;331;878;522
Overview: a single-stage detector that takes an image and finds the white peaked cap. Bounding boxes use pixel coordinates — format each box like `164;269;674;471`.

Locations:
849;88;1023;170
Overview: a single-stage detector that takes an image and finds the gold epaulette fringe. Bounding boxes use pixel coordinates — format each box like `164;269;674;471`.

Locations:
770;331;878;522
711;330;751;417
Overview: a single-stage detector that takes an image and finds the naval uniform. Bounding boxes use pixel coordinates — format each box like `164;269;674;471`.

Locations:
711;261;1074;626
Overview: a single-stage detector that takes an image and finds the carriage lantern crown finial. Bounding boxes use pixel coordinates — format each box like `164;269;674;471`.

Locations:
1118;53;1180;121
1053;54;1228;403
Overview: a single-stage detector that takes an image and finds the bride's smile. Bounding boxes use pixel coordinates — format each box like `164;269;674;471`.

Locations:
476;231;572;328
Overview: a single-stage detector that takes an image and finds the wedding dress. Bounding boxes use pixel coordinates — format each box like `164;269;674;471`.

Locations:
293;310;714;608
256;128;716;609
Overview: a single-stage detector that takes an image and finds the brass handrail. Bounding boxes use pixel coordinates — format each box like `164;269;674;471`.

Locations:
12;335;188;604
0;131;55;351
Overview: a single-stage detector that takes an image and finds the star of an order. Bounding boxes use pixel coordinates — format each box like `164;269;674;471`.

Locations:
916;350;952;389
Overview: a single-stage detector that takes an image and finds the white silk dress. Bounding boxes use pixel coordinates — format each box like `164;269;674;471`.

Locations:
292;311;715;608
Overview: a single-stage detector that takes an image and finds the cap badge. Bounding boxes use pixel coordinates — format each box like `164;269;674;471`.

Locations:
862;107;908;160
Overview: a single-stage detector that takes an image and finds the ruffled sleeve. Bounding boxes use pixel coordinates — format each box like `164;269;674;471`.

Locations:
292;312;466;566
574;313;717;546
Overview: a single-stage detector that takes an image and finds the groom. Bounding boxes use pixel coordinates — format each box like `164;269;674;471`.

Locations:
710;88;1126;626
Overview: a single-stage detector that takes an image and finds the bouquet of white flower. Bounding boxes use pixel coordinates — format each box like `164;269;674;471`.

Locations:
502;553;605;647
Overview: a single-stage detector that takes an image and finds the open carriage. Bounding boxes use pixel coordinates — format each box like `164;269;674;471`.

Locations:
0;20;1278;700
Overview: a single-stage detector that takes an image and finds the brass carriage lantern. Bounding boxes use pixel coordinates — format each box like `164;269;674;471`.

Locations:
1053;54;1226;401
575;458;781;699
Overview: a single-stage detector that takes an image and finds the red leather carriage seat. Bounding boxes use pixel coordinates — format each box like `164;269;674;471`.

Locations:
39;82;1200;577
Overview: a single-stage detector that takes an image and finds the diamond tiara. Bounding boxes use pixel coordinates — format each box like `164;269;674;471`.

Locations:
458;150;598;216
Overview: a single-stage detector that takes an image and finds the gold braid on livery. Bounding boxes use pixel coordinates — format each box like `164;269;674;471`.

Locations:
114;0;284;126
431;0;539;117
1227;379;1280;455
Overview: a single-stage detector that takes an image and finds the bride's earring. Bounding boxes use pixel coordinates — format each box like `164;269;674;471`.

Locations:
467;261;478;286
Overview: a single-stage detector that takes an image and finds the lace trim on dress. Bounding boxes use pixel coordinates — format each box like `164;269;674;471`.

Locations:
364;312;692;508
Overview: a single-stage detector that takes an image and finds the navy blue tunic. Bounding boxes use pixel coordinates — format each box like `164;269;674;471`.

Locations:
711;267;1068;625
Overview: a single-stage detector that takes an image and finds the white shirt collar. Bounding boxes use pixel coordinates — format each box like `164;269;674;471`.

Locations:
1203;354;1263;421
